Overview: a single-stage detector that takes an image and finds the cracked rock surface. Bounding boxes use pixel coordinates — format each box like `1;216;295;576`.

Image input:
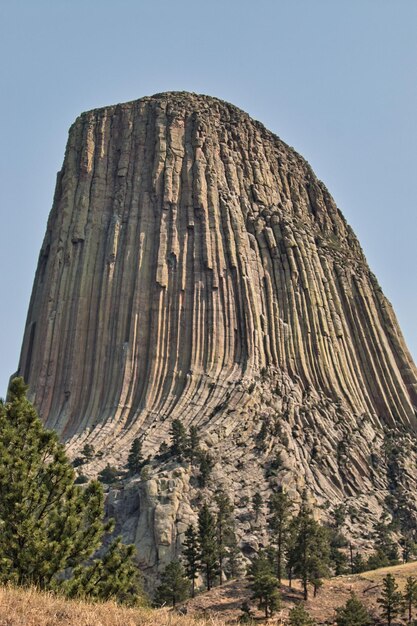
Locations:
18;92;417;575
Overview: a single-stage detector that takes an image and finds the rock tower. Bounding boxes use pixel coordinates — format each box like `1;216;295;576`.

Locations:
18;93;417;570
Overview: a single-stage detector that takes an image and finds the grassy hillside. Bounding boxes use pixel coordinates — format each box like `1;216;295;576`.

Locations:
0;585;225;626
2;562;417;625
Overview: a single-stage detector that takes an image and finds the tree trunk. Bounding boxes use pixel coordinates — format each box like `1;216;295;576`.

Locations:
277;529;282;584
303;577;308;601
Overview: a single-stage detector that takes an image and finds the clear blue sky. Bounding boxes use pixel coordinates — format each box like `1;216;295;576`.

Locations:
0;0;416;397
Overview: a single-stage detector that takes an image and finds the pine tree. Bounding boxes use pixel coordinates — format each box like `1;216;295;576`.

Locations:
403;576;417;623
154;561;189;607
224;533;244;580
374;520;399;564
0;378;143;604
64;538;142;605
289;603;316;626
328;528;349;575
215;490;236;585
268;488;292;583
81;443;95;462
126;438;144;475
308;525;331;597
183;524;199;597
287;494;330;600
352;553;367;574
252;493;263;522
170;419;187;460
186;425;200;464
98;463;120;484
335;593;371;626
249;556;280;620
197;450;214;487
198;503;218;590
377;574;402;626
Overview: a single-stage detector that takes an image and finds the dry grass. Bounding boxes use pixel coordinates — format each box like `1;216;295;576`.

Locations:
0;585;227;626
2;562;417;625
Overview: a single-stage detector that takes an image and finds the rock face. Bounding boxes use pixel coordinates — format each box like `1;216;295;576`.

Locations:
18;92;417;572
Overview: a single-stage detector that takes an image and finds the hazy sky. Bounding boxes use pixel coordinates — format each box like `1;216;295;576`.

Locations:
0;0;416;397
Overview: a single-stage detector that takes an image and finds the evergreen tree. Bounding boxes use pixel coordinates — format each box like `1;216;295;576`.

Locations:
352;553;367;574
335;593;371;626
377;574;402;626
186;425;200;464
289;603;316;626
0;378;142;604
183;524;199;597
287;494;330;600
154;561;189;607
126;438;144;475
328;527;349;575
308;525;331;597
64;538;142;605
197;450;214;487
374;520;399;564
252;493;263;522
81;443;95;462
170;419;187;460
403;576;417;623
98;463;120;484
215;490;236;585
224;533;244;580
268;488;292;583
249;555;280;620
198;503;218;590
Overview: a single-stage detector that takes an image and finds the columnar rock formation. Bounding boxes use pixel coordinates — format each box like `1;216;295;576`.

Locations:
18;92;417;570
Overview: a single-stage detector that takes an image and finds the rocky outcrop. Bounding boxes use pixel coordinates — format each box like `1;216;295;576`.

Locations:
18;92;417;571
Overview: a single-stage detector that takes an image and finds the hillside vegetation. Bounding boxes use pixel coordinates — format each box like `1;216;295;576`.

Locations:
2;562;417;625
0;585;224;626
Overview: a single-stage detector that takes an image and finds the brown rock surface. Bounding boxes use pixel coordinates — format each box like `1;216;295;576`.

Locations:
17;92;417;572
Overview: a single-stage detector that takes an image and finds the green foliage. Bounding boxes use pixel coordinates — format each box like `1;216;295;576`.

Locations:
98;464;120;484
198;503;218;590
403;576;417;623
249;560;281;619
289;603;316;626
377;573;402;626
335;593;372;626
352;553;367;574
328;527;349;575
0;378;142;605
154;560;189;607
170;419;187;460
64;538;143;605
81;443;95;461
74;474;89;484
287;494;330;600
265;453;283;479
332;505;347;529
126;438;144;475
197;450;214;487
215;490;237;585
185;426;200;464
268;488;292;583
252;493;263;522
373;520;399;564
182;524;199;597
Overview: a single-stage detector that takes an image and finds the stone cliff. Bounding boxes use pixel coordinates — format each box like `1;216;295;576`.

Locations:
18;92;417;575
